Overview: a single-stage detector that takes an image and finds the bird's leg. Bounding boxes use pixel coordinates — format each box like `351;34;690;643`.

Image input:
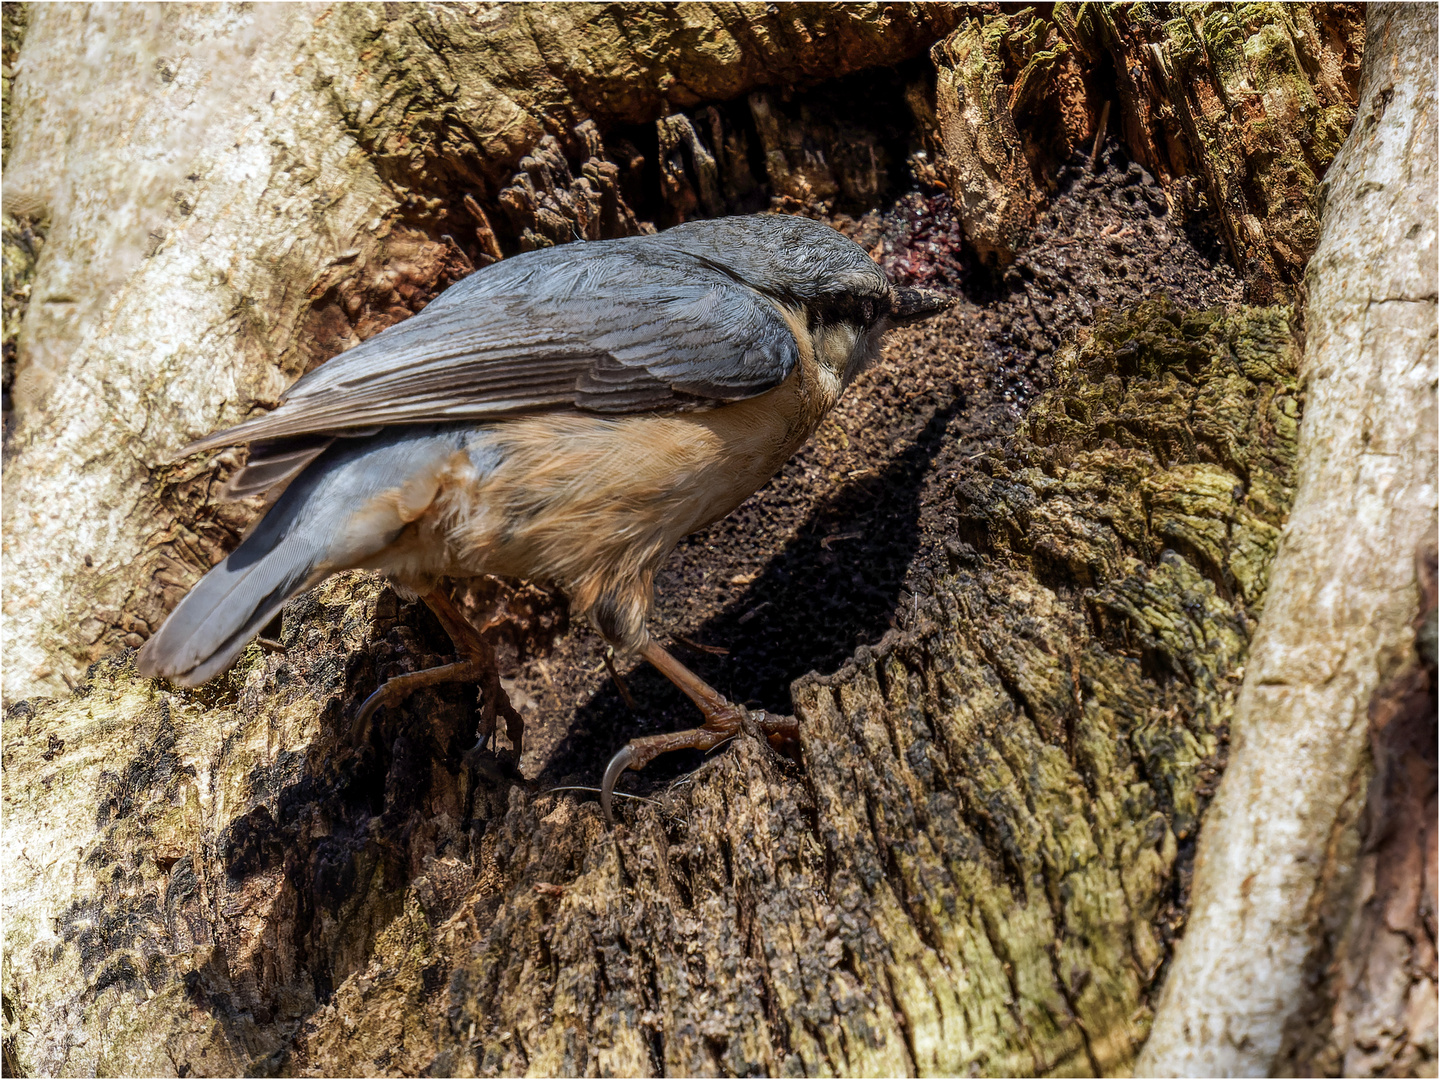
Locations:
351;590;523;758
424;591;525;756
600;640;799;822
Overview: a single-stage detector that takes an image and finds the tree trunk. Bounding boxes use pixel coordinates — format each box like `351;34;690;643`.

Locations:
1139;5;1438;1074
6;4;1429;1078
2;297;1304;1076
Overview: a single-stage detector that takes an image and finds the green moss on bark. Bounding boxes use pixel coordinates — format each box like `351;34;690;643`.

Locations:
1155;3;1362;296
779;299;1299;1074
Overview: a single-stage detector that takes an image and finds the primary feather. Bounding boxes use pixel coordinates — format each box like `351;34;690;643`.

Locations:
180;215;889;456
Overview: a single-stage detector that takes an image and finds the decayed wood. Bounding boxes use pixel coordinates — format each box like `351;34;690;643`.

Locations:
1137;4;1438;1075
926;2;1364;293
2;3;1404;1077
2;302;1302;1076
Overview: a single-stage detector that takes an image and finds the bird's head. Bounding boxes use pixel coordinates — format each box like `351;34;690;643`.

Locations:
660;214;954;388
799;264;954;388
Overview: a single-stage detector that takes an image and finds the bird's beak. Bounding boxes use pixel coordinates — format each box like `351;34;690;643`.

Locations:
889;285;955;325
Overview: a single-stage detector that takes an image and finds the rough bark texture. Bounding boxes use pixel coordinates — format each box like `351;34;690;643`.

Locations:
0;2;1363;701
925;2;1363;292
1137;4;1438;1075
4;3;1411;1077
3;302;1301;1076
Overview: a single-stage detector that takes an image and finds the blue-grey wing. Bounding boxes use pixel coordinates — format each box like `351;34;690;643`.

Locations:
186;240;800;452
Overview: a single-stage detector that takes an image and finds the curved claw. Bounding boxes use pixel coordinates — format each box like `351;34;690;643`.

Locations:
348;658;484;745
600;745;640;824
350;683;391;744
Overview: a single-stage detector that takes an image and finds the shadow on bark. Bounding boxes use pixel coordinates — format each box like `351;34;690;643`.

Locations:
550;400;964;790
0;299;1302;1077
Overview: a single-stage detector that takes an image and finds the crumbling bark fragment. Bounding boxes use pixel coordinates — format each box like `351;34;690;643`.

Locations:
1150;5;1359;300
928;2;1363;282
931;10;1083;262
495;127;649;251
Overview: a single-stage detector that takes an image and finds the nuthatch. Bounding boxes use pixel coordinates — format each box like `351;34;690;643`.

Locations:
136;213;952;818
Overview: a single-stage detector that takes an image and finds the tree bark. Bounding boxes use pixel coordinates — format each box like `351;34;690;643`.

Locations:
924;2;1362;299
2;299;1303;1076
1138;5;1438;1074
7;4;1423;1079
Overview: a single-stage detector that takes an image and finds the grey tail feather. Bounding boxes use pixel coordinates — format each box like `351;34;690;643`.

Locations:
137;426;473;687
138;446;348;686
135;528;326;687
222;436;335;501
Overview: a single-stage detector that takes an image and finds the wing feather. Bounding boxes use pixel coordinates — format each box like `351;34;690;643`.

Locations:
185;238;800;453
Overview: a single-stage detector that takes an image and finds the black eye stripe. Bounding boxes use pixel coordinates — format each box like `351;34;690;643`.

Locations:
808;294;885;331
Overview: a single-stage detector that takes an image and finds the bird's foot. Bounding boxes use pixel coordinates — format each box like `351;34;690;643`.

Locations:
352;657;485;742
600;705;799;824
350;589;524;759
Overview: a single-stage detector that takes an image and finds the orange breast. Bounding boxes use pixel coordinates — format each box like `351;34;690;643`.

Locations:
362;332;845;626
